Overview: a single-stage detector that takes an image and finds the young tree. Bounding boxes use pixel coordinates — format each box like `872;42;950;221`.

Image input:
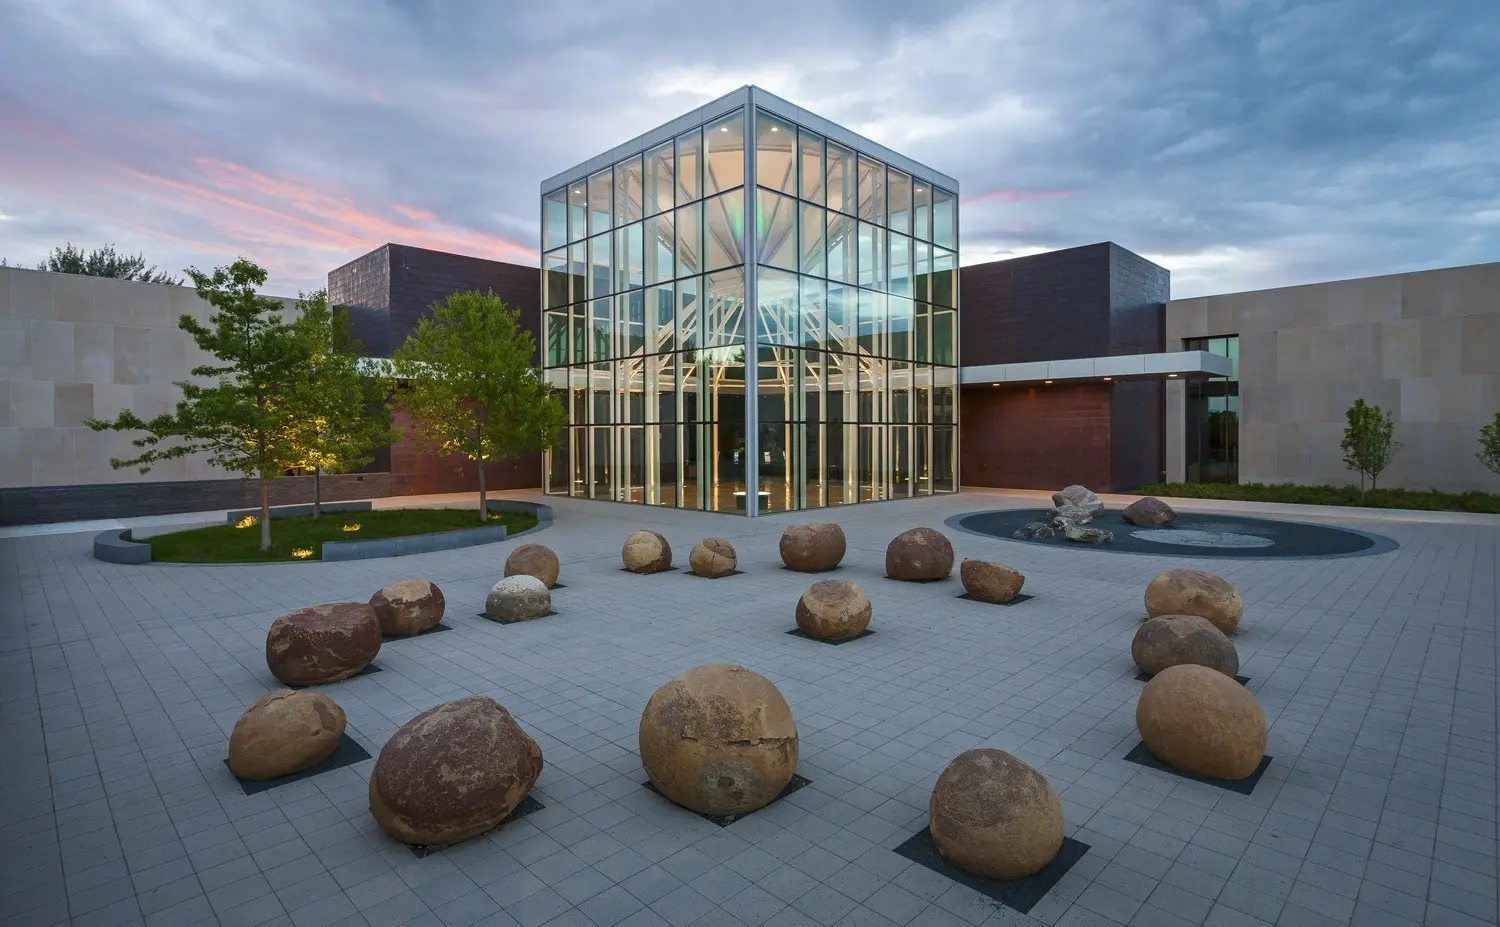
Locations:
392;290;567;523
1479;412;1500;479
1340;398;1401;497
286;291;398;516
40;242;182;285
86;259;311;550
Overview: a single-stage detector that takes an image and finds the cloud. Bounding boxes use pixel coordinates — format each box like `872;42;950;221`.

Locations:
0;0;1496;298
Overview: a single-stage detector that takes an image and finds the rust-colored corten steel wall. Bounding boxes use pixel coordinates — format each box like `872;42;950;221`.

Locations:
960;383;1113;491
387;404;543;497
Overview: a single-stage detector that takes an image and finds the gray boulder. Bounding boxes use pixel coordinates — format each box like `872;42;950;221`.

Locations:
1063;524;1114;544
1051;485;1104;516
1012;523;1055;540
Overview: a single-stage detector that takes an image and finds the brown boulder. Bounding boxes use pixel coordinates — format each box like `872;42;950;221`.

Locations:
1132;614;1239;678
227;690;346;781
1145;569;1244;634
960;559;1025;604
266;603;381;686
779;523;847;572
638;665;798;816
795;580;872;641
623;530;673;574
1123;497;1177;527
885;527;954;581
689;538;737;577
370;697;543;846
369;580;445;637
504;543;560;588
1137;664;1266;780
930;748;1065;880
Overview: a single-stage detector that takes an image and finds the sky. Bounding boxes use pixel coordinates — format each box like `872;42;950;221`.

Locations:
1;0;1497;299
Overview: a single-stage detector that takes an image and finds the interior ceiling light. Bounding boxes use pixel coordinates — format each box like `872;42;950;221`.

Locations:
720;126;729;132
1103;376;1113;381
1168;373;1178;378
1043;379;1052;384
990;382;999;386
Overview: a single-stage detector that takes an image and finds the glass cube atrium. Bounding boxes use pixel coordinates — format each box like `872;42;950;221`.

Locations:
539;87;958;515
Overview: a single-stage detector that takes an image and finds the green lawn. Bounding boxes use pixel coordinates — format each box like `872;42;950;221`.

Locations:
1135;482;1500;514
143;508;539;563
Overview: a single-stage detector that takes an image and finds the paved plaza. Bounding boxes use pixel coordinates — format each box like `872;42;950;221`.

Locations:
1;489;1497;927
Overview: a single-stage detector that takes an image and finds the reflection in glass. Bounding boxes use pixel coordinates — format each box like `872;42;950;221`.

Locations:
889;234;911;298
676;129;701;203
799;129;824;204
913;182;931;242
675;202;701;279
544;189;568;252
799;276;825;350
645;142;674;217
858;156;885;225
755;110;796;195
757;190;797;271
705;110;745;194
704;268;746;347
648;285;675;354
827;283;853;354
800;203;825;277
589;235;612;299
704;189;746;272
932;248;956;307
569;242;587;307
888;295;913;360
544;248;569;309
857;290;885;358
677;278;700;352
933;188;957;250
614;156;643;225
589;171;612;236
888;169;911;236
614;223;644;291
857;222;884;291
826;141;856;215
756;268;797;345
826;212;854;283
569;183;587;243
646;213;674;286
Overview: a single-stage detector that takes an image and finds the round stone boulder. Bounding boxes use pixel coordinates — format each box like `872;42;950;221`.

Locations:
370;697;543;846
638;665;798;816
779;523;847;572
1137;664;1267;780
1133;614;1239;679
504;543;560;588
795;580;872;641
266;603;382;687
930;748;1065;880
623;530;673;574
885;527;954;581
1052;484;1104;515
369;580;445;637
689;538;737;578
227;690;346;781
1123;496;1177;527
1145;569;1244;635
960;560;1025;604
485;575;551;623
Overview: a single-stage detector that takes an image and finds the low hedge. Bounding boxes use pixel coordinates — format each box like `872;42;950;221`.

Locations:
1135;482;1500;514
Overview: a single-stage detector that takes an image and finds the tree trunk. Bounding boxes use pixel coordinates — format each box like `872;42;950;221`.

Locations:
259;477;272;551
477;458;487;524
476;408;487;524
313;466;322;518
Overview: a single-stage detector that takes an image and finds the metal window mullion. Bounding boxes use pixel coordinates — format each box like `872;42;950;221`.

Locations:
743;100;760;516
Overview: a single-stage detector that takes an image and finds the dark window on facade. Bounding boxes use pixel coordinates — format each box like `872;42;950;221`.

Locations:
1184;335;1238;484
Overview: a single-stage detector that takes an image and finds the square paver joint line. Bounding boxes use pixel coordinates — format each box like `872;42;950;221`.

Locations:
892;827;1091;915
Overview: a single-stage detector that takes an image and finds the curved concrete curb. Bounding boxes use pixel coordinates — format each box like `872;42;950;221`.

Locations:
92;500;555;565
94;529;151;565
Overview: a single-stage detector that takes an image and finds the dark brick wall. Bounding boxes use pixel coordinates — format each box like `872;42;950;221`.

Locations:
960;384;1112;491
0;473;391;527
958;243;1113;366
1107;244;1170;489
328;245;393;356
387;244;542;363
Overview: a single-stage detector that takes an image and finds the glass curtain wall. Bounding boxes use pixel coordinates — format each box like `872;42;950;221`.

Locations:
542;104;958;513
1183;335;1239;484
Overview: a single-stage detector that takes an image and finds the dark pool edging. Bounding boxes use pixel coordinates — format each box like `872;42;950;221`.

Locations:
944;509;1399;560
93;500;553;565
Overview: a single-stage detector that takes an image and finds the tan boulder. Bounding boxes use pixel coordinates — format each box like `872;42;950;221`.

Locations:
1137;664;1267;780
795;580;872;641
370;697;543;846
689;538;737;577
504;543;560;588
623;530;673;574
266;603;381;687
1145;569;1244;634
638;665;798;816
1133;614;1239;678
485;576;551;623
227;690;346;781
1122;496;1177;527
960;560;1025;604
885;527;954;581
369;580;445;637
779;523;847;572
930;748;1065;880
